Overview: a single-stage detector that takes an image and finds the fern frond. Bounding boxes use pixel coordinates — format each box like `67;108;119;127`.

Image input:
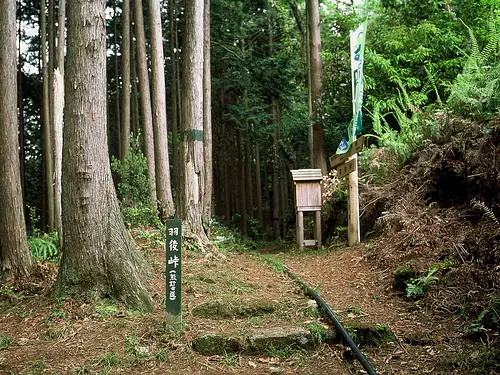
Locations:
471;198;500;226
480;19;499;64
460;19;482;69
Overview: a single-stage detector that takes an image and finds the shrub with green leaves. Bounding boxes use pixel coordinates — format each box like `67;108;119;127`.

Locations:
111;135;158;227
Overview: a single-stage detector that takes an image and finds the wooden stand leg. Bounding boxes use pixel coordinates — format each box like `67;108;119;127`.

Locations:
297;211;304;250
348;154;360;247
314;210;321;248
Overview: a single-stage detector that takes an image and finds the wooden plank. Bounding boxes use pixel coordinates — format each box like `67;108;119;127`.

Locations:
296;206;322;212
329;135;365;169
295;182;321;208
336;158;356;178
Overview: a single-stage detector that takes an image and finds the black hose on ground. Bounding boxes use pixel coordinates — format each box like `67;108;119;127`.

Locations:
283;266;378;375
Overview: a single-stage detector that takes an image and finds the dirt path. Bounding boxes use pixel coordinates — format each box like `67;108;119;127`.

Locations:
0;238;469;374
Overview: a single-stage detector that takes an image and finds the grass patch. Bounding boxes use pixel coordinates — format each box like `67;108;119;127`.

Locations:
0;331;12;350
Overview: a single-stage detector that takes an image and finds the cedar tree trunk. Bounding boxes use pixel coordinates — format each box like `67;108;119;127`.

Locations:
55;0;153;311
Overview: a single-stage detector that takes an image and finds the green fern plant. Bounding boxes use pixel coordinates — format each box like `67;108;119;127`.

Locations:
406;260;452;298
28;232;59;262
447;19;500;121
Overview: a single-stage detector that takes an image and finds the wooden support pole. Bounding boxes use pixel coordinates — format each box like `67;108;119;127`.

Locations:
314;210;321;248
297;210;304;250
347;153;360;247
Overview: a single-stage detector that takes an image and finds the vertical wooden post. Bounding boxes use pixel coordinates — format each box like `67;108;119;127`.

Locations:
314;210;322;248
297;210;304;250
347;154;360;246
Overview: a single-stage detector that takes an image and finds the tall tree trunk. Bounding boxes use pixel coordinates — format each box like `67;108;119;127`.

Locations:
307;0;327;174
0;0;32;283
202;0;213;234
54;0;65;246
169;0;179;203
133;0;157;210
41;0;55;232
113;7;121;160
149;0;174;219
238;130;248;235
180;0;210;247
17;70;26;208
254;143;264;229
245;131;254;216
130;29;139;137
55;0;153;311
272;106;280;240
120;0;131;160
56;0;65;74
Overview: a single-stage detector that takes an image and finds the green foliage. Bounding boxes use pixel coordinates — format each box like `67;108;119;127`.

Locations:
26;205;60;262
0;331;12;350
406;260;452;298
97;350;121;368
447;20;500;121
468;295;500;334
28;232;59;262
111;136;158;227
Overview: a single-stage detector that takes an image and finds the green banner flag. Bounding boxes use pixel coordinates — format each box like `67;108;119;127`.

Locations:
337;20;367;154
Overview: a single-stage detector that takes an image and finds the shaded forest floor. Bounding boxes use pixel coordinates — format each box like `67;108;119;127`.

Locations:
1;232;498;374
1;116;499;375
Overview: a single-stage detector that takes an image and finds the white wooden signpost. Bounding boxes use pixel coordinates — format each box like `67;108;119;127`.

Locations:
329;135;365;247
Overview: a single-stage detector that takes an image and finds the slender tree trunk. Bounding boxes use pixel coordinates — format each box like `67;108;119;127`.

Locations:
245;131;254;216
55;0;153;311
54;0;65;246
169;0;179;203
113;7;121;159
149;0;175;219
238;130;248;235
254;143;264;229
121;0;131;160
41;0;55;232
202;0;213;234
17;69;26;208
130;30;139;137
56;0;65;73
307;0;327;174
133;0;157;210
305;0;314;167
0;0;32;283
180;0;210;247
272;106;280;239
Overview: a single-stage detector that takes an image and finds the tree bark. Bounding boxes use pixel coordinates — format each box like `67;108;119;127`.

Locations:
120;0;131;160
237;130;248;235
180;0;210;247
254;143;264;229
54;0;65;247
148;0;175;219
113;7;121;160
41;0;55;232
133;0;157;210
202;0;213;234
169;0;180;205
0;0;32;283
130;27;139;137
55;0;153;311
307;0;327;174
